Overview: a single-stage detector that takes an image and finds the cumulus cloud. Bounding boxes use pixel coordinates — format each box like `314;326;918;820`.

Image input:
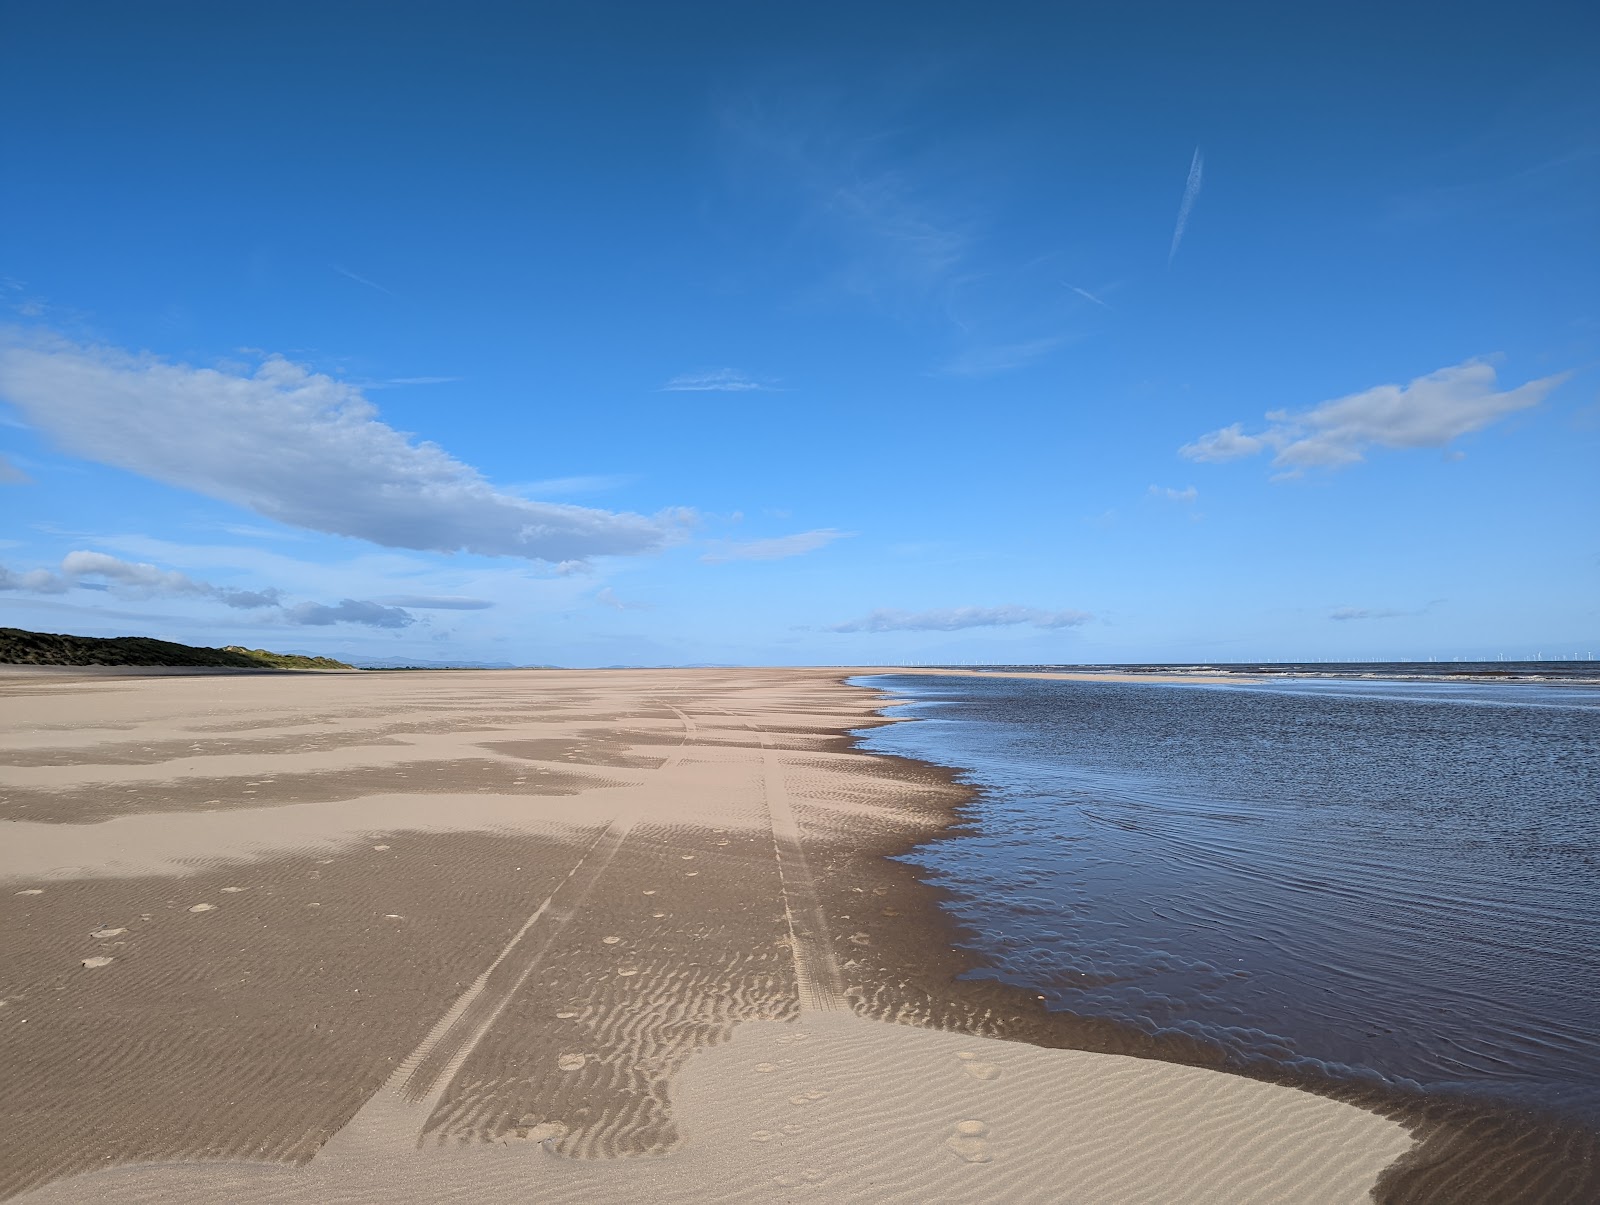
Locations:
282;599;413;628
58;551;281;609
1180;359;1567;474
662;369;773;392
829;605;1092;633
0;564;68;593
1149;484;1198;503
702;528;852;563
0;331;676;563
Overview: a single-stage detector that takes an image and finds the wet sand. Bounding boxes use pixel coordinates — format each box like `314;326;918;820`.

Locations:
0;666;1426;1201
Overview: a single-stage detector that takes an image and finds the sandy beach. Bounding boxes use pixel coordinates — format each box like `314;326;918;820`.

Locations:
0;667;1423;1202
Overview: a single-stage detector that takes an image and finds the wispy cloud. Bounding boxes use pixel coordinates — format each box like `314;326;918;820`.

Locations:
0;452;31;484
701;528;851;563
0;330;680;564
509;474;635;498
1169;147;1204;264
941;335;1071;377
1180;358;1567;475
829;605;1092;633
1329;606;1409;621
596;586;650;611
332;264;394;296
374;594;493;610
720;91;969;301
0;549;414;628
1149;484;1198;503
662;369;773;393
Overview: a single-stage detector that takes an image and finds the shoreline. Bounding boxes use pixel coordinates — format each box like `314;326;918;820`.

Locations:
843;671;1600;1204
0;667;1586;1201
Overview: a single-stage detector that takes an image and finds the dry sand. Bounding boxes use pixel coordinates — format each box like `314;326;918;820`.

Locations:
0;666;1419;1202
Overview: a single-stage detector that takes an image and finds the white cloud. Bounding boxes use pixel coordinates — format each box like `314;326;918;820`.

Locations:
0;564;69;593
662;369;772;393
283;599;413;628
59;550;279;609
0;331;677;563
829;605;1092;633
1179;359;1567;474
1149;484;1198;503
701;528;851;563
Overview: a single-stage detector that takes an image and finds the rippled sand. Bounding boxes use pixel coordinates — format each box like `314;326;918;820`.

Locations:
0;666;1416;1202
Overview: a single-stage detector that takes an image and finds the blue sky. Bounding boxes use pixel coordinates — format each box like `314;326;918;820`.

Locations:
1;1;1596;665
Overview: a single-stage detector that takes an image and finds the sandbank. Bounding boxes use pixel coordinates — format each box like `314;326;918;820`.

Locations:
0;666;1467;1202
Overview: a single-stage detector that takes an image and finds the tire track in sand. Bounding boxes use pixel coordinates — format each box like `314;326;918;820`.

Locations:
317;701;696;1158
721;707;846;1014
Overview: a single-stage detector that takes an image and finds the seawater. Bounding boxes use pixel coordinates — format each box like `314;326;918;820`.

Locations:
853;673;1600;1124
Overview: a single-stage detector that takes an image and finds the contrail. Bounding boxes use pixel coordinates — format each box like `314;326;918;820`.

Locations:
333;263;394;295
1065;283;1111;309
1168;147;1204;264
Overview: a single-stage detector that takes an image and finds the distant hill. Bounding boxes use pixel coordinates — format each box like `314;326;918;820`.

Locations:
0;626;353;670
349;656;524;670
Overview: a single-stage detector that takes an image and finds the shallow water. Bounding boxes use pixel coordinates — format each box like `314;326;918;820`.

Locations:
854;673;1600;1124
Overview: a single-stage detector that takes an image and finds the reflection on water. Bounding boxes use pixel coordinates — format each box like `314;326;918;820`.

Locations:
854;674;1600;1124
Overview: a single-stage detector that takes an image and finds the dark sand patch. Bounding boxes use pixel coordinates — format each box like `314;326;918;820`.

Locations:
0;832;594;1201
0;761;629;825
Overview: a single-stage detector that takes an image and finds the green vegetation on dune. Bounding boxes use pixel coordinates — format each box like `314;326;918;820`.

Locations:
0;627;353;670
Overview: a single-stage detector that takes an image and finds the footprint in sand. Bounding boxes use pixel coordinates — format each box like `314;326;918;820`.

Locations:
81;956;114;969
945;1119;994;1163
617;967;639;977
685;871;700;877
651;911;665;918
511;1118;568;1143
89;927;126;939
642;890;657;896
187;903;216;913
749;1129;775;1143
956;1051;1001;1081
788;1089;827;1106
555;1010;578;1019
681;854;696;861
715;839;730;847
602;936;622;945
372;844;390;851
16;889;43;896
773;1169;827;1187
557;1053;586;1071
782;1124;804;1135
220;886;245;893
754;1062;778;1074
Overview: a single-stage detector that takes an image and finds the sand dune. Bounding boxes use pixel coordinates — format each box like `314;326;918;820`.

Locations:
0;667;1420;1202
